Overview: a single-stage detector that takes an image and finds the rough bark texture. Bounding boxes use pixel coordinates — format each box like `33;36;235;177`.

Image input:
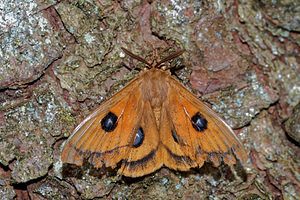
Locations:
0;0;299;199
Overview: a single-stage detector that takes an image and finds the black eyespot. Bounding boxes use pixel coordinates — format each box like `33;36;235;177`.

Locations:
172;129;179;143
191;112;207;132
101;112;118;132
133;127;144;148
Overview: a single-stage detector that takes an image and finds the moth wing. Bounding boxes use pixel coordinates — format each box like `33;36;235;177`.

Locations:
61;77;140;168
119;100;162;177
160;102;198;170
161;77;247;169
61;75;162;177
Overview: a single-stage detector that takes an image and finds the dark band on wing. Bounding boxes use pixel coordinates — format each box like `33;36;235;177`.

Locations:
163;144;238;167
164;145;194;166
196;146;237;166
122;148;157;170
74;145;129;158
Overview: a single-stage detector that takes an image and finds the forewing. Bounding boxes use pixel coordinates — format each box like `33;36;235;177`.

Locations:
162;77;247;169
62;75;163;177
61;77;144;169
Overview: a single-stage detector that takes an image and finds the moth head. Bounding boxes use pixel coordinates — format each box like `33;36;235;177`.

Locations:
121;47;185;70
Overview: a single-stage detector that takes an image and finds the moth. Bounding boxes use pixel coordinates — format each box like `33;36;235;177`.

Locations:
61;47;247;177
